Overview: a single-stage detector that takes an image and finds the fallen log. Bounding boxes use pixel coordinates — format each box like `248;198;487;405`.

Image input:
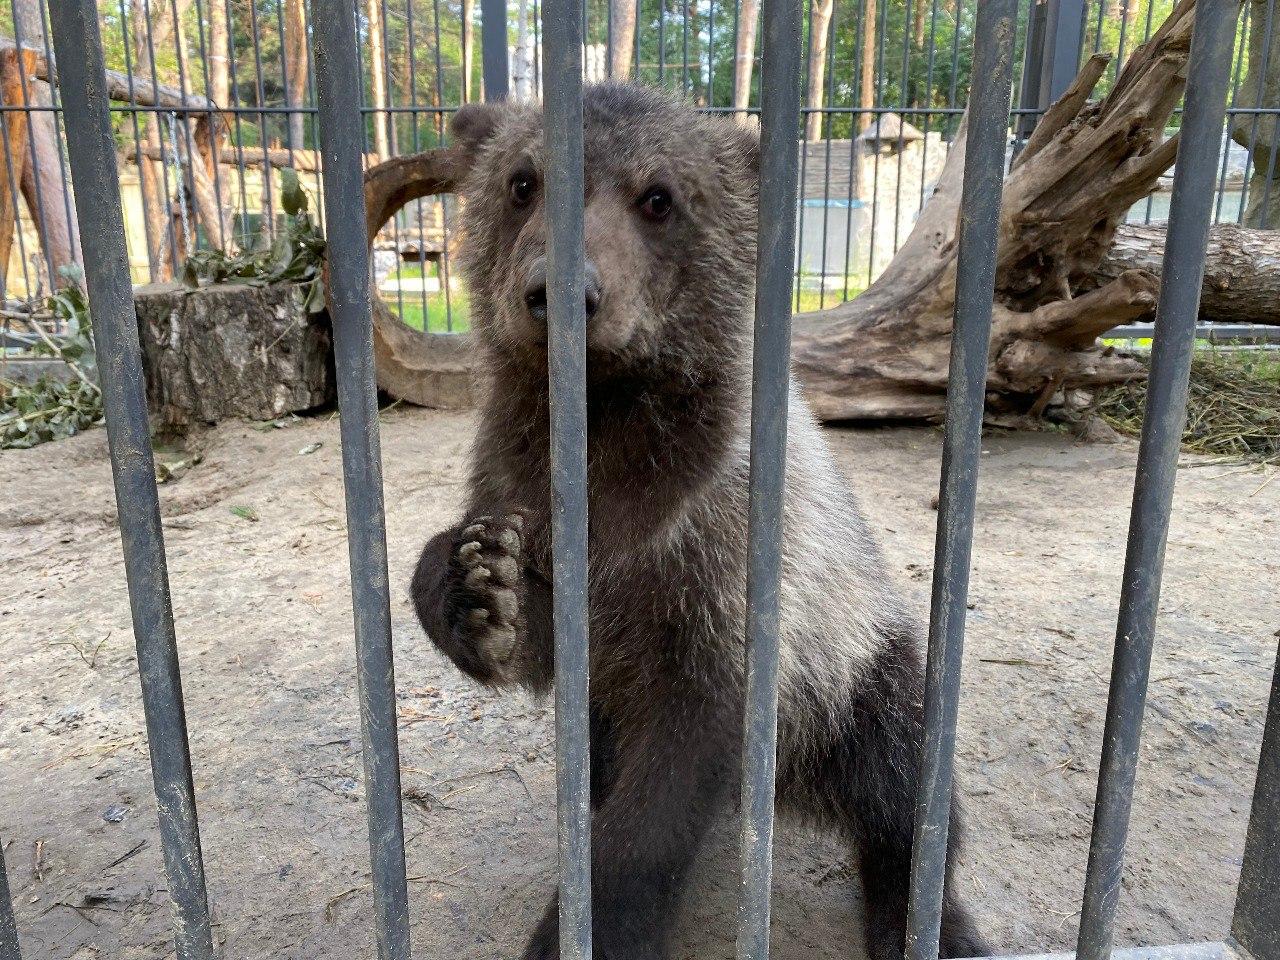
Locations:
792;0;1240;421
1096;223;1280;325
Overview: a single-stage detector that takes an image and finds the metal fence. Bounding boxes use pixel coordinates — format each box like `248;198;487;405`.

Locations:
0;1;1274;960
0;0;1277;335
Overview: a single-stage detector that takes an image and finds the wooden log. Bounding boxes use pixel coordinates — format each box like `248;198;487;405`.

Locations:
1095;223;1280;325
135;281;334;434
350;145;480;409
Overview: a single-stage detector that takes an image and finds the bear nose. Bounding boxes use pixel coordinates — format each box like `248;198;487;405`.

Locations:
524;258;602;323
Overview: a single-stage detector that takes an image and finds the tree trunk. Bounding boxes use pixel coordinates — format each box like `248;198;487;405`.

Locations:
1231;0;1279;228
0;49;33;291
609;0;637;80
733;0;760;118
284;0;309;151
513;0;533;97
367;0;391;159
860;0;877;132
136;281;334;435
13;0;81;287
207;0;230;108
462;0;475;103
793;0;1228;421
1096;222;1280;325
131;0;184;281
804;0;835;141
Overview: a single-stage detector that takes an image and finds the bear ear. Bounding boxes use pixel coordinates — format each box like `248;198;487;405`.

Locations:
720;120;760;186
450;102;504;158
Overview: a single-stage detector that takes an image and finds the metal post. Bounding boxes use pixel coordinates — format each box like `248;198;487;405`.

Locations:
1017;0;1049;142
0;840;19;960
1232;641;1280;960
1039;0;1088;105
735;0;803;954
903;0;1016;956
1075;2;1241;957
47;6;214;960
541;1;591;958
482;0;511;101
309;3;411;959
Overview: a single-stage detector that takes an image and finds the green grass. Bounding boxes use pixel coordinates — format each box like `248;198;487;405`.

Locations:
382;273;863;331
391;294;471;333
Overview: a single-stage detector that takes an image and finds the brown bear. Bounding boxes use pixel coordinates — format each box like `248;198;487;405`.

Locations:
411;82;989;960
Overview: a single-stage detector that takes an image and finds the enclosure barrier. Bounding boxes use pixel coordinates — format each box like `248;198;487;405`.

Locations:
1;2;1274;960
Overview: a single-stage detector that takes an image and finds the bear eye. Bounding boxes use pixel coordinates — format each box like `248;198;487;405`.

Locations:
509;171;537;207
637;186;674;222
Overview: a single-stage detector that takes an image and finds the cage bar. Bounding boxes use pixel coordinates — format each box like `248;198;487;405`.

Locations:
308;2;412;959
540;1;593;958
46;5;215;960
903;0;1016;957
1232;641;1280;960
1075;2;1243;957
481;0;511;100
0;839;19;960
735;0;804;956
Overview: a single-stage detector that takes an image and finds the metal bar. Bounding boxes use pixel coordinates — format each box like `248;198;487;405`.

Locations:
903;0;1016;956
1074;1;1241;957
483;0;510;100
541;1;591;957
1040;0;1088;104
309;3;411;959
0;839;19;960
736;0;803;954
46;4;214;959
1017;0;1048;142
1231;640;1280;960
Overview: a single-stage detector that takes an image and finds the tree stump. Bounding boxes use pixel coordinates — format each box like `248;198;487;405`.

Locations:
135;281;334;434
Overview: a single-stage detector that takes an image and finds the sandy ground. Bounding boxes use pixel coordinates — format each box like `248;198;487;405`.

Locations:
1;408;1277;960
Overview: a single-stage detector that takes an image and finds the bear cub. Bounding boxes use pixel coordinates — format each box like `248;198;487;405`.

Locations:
411;82;990;960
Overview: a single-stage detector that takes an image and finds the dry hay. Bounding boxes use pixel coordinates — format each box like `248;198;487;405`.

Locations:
1092;346;1280;464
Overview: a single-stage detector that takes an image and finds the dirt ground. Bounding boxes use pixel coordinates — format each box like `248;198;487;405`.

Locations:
1;407;1276;960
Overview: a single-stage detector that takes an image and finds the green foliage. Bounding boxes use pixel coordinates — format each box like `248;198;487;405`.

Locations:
1;271;105;450
181;169;327;312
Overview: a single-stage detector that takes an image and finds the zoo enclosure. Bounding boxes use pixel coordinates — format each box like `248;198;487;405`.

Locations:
0;1;1276;960
0;0;1278;340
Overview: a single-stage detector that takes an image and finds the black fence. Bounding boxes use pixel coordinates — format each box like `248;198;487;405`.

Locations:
1;1;1275;960
0;0;1278;340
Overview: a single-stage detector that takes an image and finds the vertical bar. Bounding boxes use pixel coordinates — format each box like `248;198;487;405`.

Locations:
309;3;412;959
1039;0;1087;104
1074;1;1240;957
735;0;803;955
541;1;591;958
1231;640;1280;960
1017;0;1048;142
903;0;1015;956
0;839;19;960
47;5;215;960
483;0;511;101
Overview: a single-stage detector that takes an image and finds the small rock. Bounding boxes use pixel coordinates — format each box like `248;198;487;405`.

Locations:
102;804;129;823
